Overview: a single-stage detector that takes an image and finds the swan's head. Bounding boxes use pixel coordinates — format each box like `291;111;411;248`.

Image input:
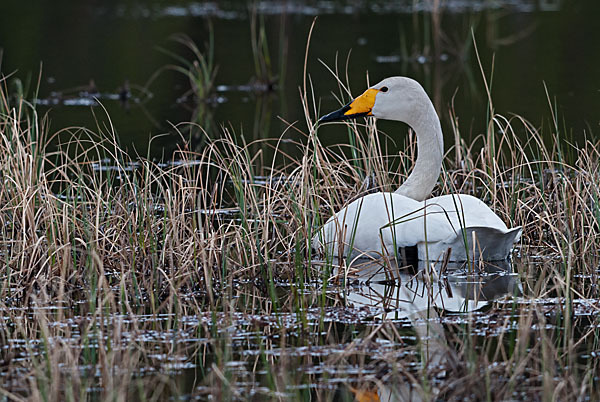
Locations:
319;77;429;125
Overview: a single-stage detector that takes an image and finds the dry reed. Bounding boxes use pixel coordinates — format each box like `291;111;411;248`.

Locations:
0;48;598;400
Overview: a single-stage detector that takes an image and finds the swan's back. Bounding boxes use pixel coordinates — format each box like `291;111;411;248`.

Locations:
428;194;507;230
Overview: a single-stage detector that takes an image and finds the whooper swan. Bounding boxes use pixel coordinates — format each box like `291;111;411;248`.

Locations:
313;77;521;262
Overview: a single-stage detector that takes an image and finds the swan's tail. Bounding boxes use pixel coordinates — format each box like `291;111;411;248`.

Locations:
419;226;522;262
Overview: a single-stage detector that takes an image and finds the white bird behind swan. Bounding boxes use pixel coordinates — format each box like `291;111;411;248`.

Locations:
313;77;521;262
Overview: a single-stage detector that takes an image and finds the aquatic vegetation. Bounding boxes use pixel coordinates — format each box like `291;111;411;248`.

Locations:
1;39;600;401
249;7;285;92
159;31;218;102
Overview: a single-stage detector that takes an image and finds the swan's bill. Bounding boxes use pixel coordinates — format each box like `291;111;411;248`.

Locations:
318;88;380;123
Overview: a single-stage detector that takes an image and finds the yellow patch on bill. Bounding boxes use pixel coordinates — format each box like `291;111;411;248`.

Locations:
344;88;379;116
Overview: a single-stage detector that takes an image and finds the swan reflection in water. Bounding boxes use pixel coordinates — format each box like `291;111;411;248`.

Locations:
338;258;521;401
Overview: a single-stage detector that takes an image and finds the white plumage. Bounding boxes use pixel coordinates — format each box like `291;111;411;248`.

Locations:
314;77;521;261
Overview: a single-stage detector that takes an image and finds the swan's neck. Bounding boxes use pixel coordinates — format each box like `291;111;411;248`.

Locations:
394;101;443;201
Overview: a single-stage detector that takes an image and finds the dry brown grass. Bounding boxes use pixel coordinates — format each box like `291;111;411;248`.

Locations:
0;51;599;400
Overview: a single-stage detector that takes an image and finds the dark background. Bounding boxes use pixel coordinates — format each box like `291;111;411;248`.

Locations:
1;0;598;159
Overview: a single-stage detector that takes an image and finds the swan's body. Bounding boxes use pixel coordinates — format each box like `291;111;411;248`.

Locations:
314;77;521;261
315;192;521;261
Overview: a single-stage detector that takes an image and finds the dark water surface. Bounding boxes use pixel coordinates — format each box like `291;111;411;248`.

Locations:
1;258;597;400
1;0;599;159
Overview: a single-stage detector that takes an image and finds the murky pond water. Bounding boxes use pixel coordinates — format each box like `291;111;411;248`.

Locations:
1;1;599;158
2;258;598;400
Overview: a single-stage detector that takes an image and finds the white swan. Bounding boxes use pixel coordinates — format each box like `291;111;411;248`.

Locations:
313;77;521;262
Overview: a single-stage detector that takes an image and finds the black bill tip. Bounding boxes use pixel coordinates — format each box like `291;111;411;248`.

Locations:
318;103;371;124
318;104;351;123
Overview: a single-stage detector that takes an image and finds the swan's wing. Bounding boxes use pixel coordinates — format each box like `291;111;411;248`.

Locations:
427;194;509;230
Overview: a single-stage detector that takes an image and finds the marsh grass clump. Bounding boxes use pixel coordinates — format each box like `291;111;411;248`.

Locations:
159;31;218;102
0;59;599;400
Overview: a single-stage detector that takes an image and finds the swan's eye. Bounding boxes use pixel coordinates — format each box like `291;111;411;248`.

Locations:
380;86;388;92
